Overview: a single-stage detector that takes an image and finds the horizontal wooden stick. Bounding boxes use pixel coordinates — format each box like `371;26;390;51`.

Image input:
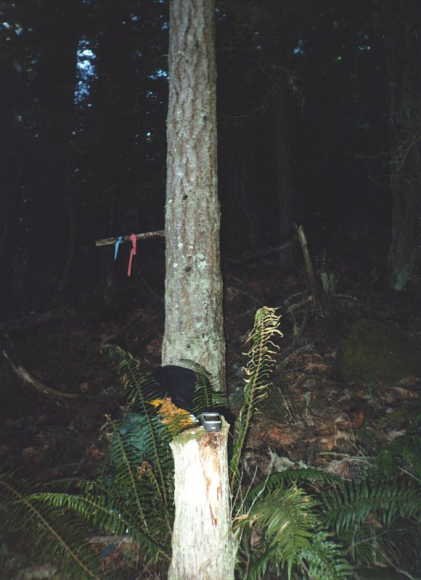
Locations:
95;229;165;247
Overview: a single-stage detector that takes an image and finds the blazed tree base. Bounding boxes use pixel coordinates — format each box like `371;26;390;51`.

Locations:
168;420;236;580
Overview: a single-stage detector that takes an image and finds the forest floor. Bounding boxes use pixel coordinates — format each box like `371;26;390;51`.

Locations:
1;252;421;579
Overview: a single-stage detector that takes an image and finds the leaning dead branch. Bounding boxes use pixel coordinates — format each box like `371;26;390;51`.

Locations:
2;350;80;399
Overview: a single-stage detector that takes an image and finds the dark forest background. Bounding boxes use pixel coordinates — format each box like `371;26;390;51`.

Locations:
2;0;418;319
1;3;421;578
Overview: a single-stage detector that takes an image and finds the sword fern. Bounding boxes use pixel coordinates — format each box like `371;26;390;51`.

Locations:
230;306;283;494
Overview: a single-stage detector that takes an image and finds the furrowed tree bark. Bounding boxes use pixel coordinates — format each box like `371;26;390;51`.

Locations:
163;0;225;390
168;421;236;580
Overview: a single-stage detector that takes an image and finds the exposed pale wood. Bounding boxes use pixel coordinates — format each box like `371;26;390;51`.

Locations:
169;420;236;580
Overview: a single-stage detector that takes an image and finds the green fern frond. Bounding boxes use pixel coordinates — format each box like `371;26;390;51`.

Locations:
347;518;420;570
239;485;317;578
247;468;341;506
103;344;158;405
181;360;227;413
321;478;421;534
98;348;174;549
376;431;421;479
111;429;152;530
1;479;100;579
105;346;172;508
31;489;128;537
2;349;178;577
238;484;352;579
114;413;169;463
300;531;353;579
31;488;170;563
230;307;282;493
97;414;173;537
103;423;173;537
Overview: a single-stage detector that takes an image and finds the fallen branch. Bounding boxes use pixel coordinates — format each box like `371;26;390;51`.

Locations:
2;350;80;399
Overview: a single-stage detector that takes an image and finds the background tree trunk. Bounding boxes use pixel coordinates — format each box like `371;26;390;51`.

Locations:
382;4;421;290
163;0;225;389
274;77;294;271
168;421;236;580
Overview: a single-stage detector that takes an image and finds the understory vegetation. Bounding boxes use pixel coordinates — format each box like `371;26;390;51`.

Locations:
1;307;420;579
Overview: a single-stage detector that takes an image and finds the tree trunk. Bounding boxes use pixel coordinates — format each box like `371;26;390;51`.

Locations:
388;174;418;291
382;8;421;290
274;78;294;271
163;0;225;390
168;421;236;580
